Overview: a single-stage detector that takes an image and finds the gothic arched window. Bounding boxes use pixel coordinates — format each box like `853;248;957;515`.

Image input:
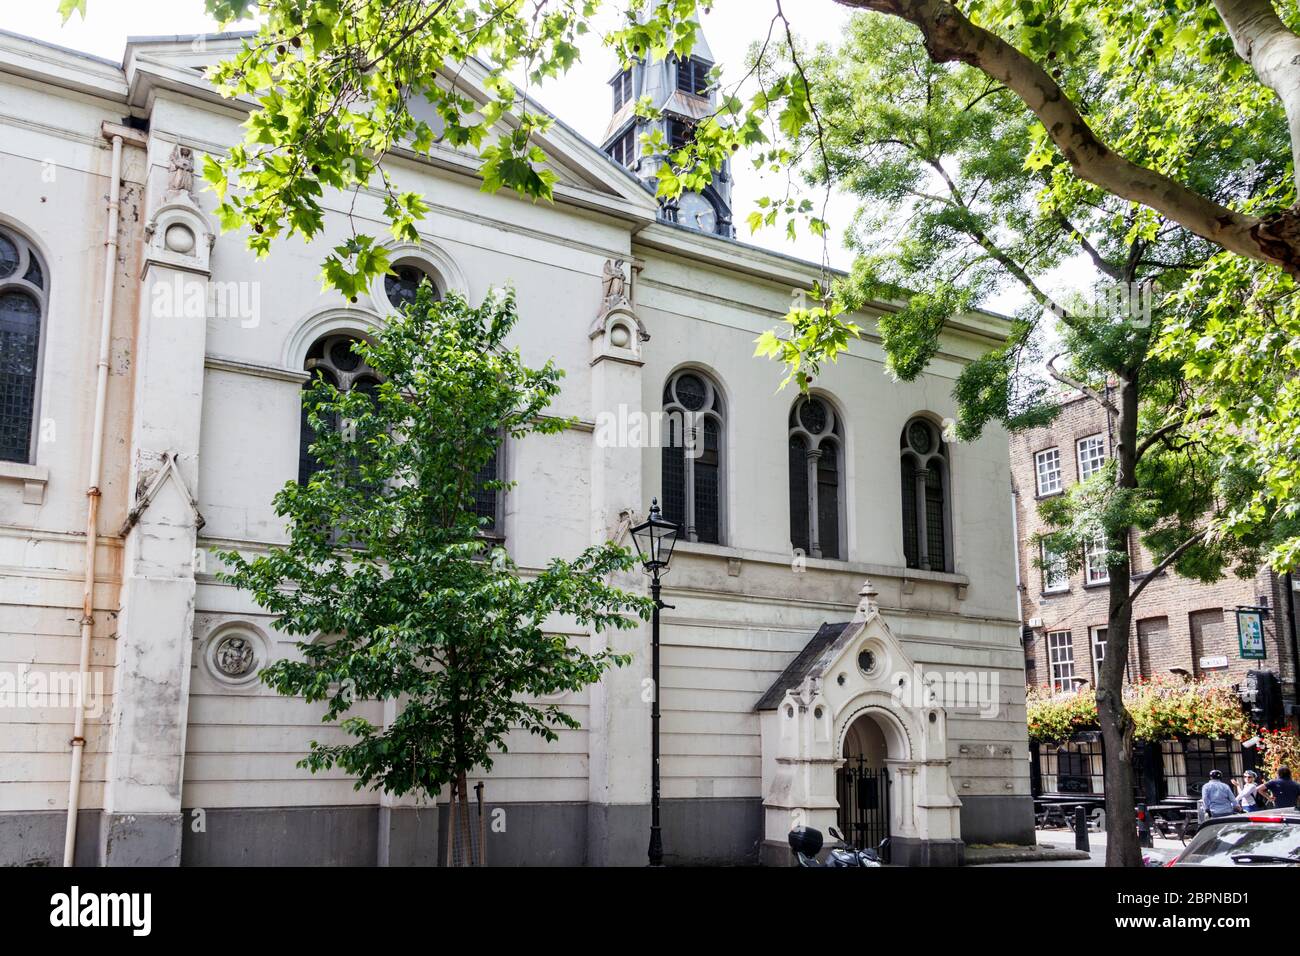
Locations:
789;396;844;560
900;417;952;572
0;227;47;463
298;333;380;485
662;369;724;544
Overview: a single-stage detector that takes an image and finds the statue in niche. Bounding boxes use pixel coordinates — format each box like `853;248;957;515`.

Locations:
601;258;630;311
167;144;195;198
214;634;255;678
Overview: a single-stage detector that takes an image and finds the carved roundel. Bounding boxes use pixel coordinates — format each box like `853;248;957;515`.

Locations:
204;625;267;687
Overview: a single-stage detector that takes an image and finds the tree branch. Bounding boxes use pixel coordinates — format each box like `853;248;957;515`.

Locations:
1134;409;1216;462
1046;354;1118;416
833;0;1300;273
1116;527;1209;616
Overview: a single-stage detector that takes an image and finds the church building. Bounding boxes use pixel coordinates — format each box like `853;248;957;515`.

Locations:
0;24;1033;866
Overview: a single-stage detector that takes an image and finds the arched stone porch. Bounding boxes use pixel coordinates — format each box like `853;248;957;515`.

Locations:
756;581;964;866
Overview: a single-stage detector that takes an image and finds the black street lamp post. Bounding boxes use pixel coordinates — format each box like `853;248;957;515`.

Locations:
630;497;678;868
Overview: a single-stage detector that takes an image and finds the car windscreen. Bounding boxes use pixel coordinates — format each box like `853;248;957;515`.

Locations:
1180;822;1300;866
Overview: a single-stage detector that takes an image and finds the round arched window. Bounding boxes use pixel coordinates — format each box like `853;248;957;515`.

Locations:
0;225;48;464
788;396;844;560
899;416;951;572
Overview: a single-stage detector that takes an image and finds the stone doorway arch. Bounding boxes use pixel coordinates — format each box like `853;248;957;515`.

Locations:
756;581;964;866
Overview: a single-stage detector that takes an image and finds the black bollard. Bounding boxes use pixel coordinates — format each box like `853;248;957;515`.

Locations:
1074;805;1090;852
1136;804;1153;848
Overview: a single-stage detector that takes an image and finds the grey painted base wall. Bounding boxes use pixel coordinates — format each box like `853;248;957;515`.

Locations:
3;794;1032;866
0;810;99;867
958;795;1036;846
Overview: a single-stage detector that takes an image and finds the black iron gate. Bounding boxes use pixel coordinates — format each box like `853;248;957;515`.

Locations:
836;756;890;859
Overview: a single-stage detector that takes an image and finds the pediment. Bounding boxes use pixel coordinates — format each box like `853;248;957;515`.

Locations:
124;34;661;217
755;582;918;712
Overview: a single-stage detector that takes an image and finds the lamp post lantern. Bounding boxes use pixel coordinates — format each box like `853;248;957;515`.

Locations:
630;497;678;867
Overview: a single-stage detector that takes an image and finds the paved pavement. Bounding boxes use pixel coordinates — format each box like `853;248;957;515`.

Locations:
974;827;1187;867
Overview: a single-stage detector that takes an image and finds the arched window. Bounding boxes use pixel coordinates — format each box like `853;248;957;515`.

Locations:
662;369;724;544
298;333;380;484
0;227;47;463
788;395;844;560
899;416;952;572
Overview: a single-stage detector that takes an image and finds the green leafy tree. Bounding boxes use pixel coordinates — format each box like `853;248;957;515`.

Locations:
776;12;1283;865
216;286;650;864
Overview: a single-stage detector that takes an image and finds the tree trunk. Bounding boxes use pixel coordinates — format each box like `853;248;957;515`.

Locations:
456;768;475;866
1099;372;1142;867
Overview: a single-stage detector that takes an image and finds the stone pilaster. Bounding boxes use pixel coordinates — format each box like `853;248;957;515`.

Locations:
585;260;653;865
98;146;214;866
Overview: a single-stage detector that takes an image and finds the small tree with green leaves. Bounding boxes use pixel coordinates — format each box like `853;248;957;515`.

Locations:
217;286;650;864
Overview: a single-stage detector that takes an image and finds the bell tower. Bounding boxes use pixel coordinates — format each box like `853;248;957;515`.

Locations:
600;15;734;237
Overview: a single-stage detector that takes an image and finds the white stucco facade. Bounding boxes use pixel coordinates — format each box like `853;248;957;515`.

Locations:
0;29;1033;866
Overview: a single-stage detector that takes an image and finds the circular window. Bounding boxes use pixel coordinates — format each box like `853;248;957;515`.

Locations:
384;264;435;312
857;649;876;675
799;398;828;434
907;419;934;455
329;339;362;372
674;372;708;411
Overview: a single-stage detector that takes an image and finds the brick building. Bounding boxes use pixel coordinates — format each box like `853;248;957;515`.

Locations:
1010;391;1299;806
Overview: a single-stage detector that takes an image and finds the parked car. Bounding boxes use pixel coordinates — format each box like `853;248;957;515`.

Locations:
1167;810;1300;867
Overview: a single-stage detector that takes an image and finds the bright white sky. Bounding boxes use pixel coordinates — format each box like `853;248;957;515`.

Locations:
7;0;1083;315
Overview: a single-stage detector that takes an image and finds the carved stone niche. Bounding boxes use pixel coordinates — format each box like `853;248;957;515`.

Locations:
590;258;648;365
143;145;215;276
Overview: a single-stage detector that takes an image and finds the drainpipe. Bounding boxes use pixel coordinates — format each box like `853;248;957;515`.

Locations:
1287;573;1299;727
1010;485;1024;625
63;123;132;867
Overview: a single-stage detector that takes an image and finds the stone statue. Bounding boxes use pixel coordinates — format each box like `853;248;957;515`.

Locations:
167;144;195;198
601;258;630;310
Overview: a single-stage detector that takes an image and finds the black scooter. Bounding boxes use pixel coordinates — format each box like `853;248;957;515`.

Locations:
788;825;888;867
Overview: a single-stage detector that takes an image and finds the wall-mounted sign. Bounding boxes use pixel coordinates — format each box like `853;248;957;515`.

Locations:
1199;655;1229;670
1237;608;1266;660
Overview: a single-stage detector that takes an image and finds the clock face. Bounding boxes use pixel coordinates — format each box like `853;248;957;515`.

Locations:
678;191;718;233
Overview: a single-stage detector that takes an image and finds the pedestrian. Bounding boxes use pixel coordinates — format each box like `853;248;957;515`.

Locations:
1201;769;1236;818
1235;770;1261;812
1259;766;1300;810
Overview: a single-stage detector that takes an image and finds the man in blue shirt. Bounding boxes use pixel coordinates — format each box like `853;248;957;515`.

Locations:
1260;766;1300;810
1201;769;1236;818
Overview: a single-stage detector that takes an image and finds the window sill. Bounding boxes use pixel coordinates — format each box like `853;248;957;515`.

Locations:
670;539;971;593
1083;579;1111;590
1041;588;1071;597
0;460;48;505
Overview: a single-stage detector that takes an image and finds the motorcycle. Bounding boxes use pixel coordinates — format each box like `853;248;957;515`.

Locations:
788;825;888;867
